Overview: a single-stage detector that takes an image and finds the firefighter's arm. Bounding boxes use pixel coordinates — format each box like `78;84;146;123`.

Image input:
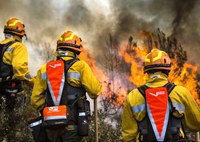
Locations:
179;86;200;131
31;67;46;110
122;95;138;142
80;61;102;99
12;43;35;85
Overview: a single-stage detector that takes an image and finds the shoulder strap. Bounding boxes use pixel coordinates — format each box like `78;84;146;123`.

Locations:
1;40;16;48
0;41;16;79
64;59;78;72
63;58;86;99
164;83;176;112
0;40;16;58
164;83;176;95
137;85;149;99
164;83;187;140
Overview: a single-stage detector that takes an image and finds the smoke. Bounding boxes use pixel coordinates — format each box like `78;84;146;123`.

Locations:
171;0;198;37
0;0;200;75
62;1;92;31
170;0;200;63
0;0;57;39
109;0;200;65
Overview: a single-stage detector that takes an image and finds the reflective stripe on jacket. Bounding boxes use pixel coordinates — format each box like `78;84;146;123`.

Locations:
122;72;200;142
31;51;102;110
0;38;34;85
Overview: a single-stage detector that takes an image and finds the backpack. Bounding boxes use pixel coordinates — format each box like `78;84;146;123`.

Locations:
0;40;16;80
43;58;89;131
137;83;186;142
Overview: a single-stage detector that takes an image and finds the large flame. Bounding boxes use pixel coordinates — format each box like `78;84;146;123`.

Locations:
169;62;200;104
118;42;148;87
79;41;200;106
119;44;200;105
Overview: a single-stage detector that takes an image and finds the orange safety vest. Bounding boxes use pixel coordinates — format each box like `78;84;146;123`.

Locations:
46;59;65;106
137;83;184;142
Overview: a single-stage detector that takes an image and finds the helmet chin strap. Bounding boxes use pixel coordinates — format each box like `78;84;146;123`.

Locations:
24;34;28;40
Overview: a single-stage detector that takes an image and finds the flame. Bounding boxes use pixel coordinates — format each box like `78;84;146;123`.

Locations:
79;48;127;106
79;41;200;106
79;48;108;82
119;43;200;105
118;42;148;86
169;62;199;103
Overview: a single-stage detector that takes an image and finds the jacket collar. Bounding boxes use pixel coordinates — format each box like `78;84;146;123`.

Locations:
56;50;78;60
5;34;22;42
145;72;169;88
1;37;18;44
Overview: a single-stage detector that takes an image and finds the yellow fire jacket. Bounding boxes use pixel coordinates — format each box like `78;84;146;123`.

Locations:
31;51;102;110
0;37;34;86
122;72;200;142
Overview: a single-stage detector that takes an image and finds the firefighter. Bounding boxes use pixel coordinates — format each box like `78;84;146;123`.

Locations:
0;17;35;140
122;48;200;142
31;31;102;142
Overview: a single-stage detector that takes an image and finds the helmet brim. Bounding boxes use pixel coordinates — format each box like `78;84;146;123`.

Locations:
57;46;81;52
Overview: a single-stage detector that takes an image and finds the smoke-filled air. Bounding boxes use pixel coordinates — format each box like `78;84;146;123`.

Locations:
1;0;200;106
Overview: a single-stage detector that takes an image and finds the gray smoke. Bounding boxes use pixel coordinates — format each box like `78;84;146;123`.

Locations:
170;0;200;63
171;0;198;37
0;0;200;71
109;0;200;64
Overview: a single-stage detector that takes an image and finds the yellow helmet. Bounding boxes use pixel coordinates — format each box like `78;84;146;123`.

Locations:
4;17;26;37
57;31;81;53
144;48;171;73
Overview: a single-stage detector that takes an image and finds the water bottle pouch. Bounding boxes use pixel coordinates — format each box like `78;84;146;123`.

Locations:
77;99;89;136
43;105;69;128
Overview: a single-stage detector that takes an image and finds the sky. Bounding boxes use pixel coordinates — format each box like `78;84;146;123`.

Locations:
0;0;200;75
